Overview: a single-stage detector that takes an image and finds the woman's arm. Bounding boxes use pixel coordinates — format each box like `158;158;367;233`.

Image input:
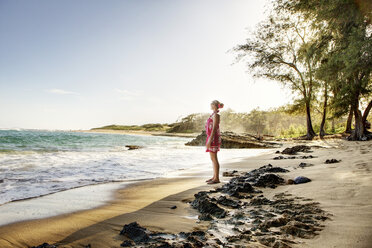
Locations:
206;114;220;148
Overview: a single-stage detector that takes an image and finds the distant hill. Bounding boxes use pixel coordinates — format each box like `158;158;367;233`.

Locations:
92;123;171;132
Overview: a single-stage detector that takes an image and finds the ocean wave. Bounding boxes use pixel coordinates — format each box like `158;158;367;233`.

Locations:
0;129;268;205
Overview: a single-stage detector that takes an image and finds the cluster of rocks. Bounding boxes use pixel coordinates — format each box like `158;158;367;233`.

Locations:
325;159;341;164
119;222;209;247
125;145;142;150
32;243;91;248
207;192;329;248
185;131;280;149
31;159;328;248
190;191;227;220
273;155;315;160
222;170;239;177
287;176;312;184
31;243;57;248
298;162;314;169
116;164;327;248
277;145;312;155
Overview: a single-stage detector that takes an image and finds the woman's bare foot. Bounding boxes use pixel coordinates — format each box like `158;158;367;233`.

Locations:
207;179;220;184
205;178;214;182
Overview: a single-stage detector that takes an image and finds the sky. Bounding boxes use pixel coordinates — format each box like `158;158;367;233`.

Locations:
0;0;293;130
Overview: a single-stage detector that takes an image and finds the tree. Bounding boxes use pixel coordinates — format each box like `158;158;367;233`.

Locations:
279;0;372;140
319;81;328;137
345;106;353;133
234;11;324;139
362;100;372;127
248;108;267;136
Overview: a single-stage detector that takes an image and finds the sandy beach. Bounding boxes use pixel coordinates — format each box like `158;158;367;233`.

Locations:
2;0;371;247
0;139;371;248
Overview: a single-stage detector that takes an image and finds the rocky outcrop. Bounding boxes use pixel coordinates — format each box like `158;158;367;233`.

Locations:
125;145;142;150
32;160;328;248
325;159;341;164
114;165;327;248
185;131;280;149
190;191;227;218
280;145;311;155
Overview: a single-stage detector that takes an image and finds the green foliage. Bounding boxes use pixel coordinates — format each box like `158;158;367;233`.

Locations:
279;0;372;140
92;123;170;132
166;107;307;137
233;3;327;138
279;124;307;138
166;113;209;133
91;103;360;138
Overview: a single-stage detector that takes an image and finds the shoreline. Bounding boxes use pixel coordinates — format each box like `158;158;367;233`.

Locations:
0;148;272;227
0;139;371;247
0;179;151;227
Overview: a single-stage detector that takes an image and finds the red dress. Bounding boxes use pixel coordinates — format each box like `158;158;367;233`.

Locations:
205;112;221;153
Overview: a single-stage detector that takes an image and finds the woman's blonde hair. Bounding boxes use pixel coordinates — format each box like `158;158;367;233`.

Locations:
211;100;224;109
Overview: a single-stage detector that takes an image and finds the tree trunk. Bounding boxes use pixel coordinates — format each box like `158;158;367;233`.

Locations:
352;107;365;140
362;100;372;126
331;118;335;133
345;105;353;133
305;102;316;139
319;83;328;137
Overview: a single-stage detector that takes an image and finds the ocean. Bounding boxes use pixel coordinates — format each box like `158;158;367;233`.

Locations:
0;129;268;206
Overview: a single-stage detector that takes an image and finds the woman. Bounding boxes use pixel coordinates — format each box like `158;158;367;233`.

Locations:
205;100;223;184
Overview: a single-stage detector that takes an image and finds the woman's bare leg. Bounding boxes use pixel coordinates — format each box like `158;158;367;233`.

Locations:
206;152;215;182
209;152;220;182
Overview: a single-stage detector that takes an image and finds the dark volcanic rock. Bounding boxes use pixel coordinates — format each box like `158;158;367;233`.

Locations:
325;159;341;164
155;241;174;248
198;213;213;221
280;221;320;238
258;236;276;246
273;240;293;248
190;191;226;218
222;170;239;177
273;155;296;160
244;164;289;178
293;176;311;184
215;195;240;208
120;240;135;247
36;161;330;248
301;155;315;159
259;216;290;229
170;205;177;209
218;176;255;198
298;162;313;168
120;222;150;243
125;145;142;150
250;196;273;205
253;173;285;188
273;155;315;160
287;179;295;184
31;243;57;248
217;164;288;194
185;130;279;149
281;145;311;155
265;166;289;173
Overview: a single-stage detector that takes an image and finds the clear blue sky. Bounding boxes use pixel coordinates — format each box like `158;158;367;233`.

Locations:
0;0;291;130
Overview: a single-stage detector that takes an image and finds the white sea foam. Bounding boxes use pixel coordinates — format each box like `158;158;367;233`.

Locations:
0;130;270;206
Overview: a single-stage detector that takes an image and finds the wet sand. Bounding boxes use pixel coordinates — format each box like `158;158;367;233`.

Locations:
0;139;371;247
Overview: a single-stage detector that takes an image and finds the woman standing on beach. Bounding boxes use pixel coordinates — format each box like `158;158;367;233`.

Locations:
205;100;223;184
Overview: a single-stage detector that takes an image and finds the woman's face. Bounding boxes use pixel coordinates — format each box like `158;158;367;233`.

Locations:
210;103;217;111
